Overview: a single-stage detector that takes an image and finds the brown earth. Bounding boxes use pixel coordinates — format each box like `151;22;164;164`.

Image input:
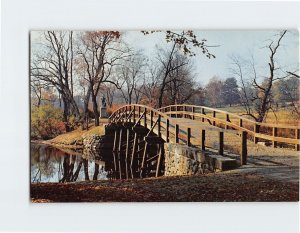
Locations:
31;170;299;202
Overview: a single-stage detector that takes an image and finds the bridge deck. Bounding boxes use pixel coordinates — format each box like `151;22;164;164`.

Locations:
170;117;299;156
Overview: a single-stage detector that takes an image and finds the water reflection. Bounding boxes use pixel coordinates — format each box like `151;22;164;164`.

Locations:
31;143;107;183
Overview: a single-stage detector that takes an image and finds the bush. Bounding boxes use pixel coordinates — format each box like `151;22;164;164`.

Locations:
106;104;125;115
31;105;66;139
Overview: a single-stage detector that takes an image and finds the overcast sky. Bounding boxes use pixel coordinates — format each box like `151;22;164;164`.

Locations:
122;30;299;85
31;29;299;85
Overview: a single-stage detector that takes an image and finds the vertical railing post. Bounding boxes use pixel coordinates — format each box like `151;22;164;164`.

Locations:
225;114;230;129
272;127;277;148
128;106;131;123
201;108;205;122
150;110;153;127
158;115;161;137
166;119;169;143
192;107;195;120
176;106;178;118
296;129;299;151
254;123;259;144
144;108;147;127
187;128;191;146
133;106;136;123
175;124;179;143
241;131;247;165
219;131;224;155
239;118;243;128
138;106;141;119
213;111;216;126
201;129;205;151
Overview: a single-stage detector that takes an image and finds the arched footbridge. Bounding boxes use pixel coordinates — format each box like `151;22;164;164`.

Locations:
104;104;299;179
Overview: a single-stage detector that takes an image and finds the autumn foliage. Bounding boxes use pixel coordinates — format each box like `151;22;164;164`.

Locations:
31;105;66;139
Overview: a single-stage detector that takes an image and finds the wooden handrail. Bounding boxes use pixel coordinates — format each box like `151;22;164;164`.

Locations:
158;104;300;129
158;104;300;149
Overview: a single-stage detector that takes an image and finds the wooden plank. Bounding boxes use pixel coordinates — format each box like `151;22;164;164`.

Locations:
272;127;277;148
158;115;161;137
219;131;224;155
156;144;163;177
254;124;259;144
201;129;205;151
255;133;300;144
118;128;123;179
175;124;179;143
241;131;247;165
213;111;216;126
140;142;148;178
125;128;130;179
192;107;195;120
187;128;191;146
130;133;138;178
166;119;170;142
296;129;300;151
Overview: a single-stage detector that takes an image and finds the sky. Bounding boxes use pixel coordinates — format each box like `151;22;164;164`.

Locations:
31;29;299;85
122;30;299;85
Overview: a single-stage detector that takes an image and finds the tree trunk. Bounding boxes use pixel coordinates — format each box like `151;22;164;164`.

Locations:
82;85;92;130
91;91;100;126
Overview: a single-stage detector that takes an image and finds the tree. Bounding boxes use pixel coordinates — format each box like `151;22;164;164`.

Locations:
205;76;224;107
229;30;297;122
117;52;146;104
164;52;199;105
251;30;288;122
222;77;240;106
273;77;300;117
77;31;129;126
142;30;216;107
31;31;80;131
229;55;255;117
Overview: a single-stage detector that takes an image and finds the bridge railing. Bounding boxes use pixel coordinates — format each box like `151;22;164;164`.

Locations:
158;104;300;150
109;104;248;164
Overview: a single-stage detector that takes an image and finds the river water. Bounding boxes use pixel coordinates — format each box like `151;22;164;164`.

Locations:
30;143;108;183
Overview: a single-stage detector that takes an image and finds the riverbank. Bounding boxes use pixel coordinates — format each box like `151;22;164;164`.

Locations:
32;124;105;149
31;169;299;202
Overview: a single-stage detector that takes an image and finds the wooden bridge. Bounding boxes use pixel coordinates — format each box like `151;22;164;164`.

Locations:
105;104;300;179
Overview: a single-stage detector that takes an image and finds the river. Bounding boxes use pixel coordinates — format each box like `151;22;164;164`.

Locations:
30;143;108;183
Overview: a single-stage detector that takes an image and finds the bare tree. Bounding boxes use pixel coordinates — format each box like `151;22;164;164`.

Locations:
31;31;80;131
77;31;130;126
117;52;146;104
229;54;256;118
164;52;198;105
251;30;288;122
142;30;216;107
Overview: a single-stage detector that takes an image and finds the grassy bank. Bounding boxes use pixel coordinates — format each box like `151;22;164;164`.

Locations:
42;125;105;148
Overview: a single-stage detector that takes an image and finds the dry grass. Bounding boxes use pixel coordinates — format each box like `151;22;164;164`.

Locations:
217;106;299;126
49;125;105;146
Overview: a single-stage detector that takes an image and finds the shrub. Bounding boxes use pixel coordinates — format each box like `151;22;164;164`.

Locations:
107;104;125;115
31;105;65;139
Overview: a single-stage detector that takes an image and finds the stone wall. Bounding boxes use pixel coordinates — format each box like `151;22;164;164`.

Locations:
164;143;206;176
164;143;238;176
